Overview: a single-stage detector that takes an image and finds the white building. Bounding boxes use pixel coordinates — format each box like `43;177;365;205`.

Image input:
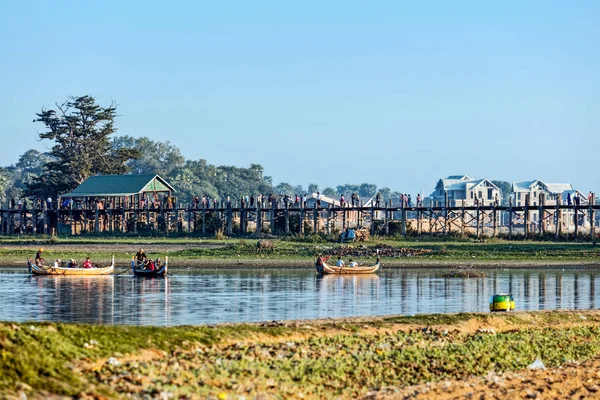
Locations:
429;175;502;207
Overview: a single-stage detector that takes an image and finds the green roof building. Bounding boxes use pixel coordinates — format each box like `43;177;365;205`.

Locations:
61;174;175;199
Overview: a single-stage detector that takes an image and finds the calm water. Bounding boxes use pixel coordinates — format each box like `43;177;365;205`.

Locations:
1;267;598;325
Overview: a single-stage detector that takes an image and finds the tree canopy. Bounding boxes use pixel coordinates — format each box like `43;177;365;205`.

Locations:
26;96;140;198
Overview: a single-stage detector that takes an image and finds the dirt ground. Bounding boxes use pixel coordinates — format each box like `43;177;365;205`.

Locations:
0;242;225;253
362;357;600;399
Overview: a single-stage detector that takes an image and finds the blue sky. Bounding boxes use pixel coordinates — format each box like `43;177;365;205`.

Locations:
1;1;598;195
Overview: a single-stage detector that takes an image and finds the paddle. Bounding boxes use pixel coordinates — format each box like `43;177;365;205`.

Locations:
114;268;131;276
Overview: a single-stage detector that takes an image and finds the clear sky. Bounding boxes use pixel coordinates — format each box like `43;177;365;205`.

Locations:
1;1;598;196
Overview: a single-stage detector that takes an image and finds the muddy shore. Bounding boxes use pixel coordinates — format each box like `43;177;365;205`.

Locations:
1;241;600;269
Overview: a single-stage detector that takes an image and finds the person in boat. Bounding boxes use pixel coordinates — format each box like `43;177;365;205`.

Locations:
83;257;93;269
315;254;331;267
336;256;345;267
68;259;79;268
146;259;156;271
135;248;148;267
348;259;358;268
35;248;46;266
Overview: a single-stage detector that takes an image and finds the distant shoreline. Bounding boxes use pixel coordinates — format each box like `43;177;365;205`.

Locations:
1;237;599;269
2;256;600;269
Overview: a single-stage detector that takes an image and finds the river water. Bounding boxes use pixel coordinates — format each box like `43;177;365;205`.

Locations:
1;267;597;326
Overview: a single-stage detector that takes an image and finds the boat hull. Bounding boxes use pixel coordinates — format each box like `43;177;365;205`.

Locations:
317;261;380;275
131;257;168;277
28;258;115;275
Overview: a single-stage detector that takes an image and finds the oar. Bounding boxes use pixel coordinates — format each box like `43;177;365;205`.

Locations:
114;268;131;275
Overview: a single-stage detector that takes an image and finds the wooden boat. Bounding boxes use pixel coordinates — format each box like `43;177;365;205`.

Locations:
131;256;168;277
316;259;380;275
28;256;115;275
489;294;516;312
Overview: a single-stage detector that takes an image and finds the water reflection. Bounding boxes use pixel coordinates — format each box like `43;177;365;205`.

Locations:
0;268;598;326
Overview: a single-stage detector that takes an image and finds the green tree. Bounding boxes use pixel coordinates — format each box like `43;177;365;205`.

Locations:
0;168;9;204
308;183;319;193
358;183;377;199
337;184;359;196
323;187;336;197
379;187;392;202
274;182;295;195
113;135;185;177
26;96;139;198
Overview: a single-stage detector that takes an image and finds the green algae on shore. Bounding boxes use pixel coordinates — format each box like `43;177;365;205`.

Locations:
3;311;600;399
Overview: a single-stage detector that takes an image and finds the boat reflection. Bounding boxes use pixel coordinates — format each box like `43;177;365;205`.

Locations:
0;267;596;325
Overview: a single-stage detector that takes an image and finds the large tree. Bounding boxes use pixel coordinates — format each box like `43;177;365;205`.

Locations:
26;96;139;198
358;183;377;199
113;135;185;177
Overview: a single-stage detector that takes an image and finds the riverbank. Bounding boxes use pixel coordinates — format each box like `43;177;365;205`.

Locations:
3;310;600;399
1;236;599;269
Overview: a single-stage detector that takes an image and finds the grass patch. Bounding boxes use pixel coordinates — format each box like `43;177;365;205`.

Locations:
3;311;600;398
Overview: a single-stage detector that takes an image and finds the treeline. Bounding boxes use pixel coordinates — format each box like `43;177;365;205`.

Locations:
0;95;405;205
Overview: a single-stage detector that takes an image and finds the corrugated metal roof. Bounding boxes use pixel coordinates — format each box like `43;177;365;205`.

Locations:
61;174;175;197
512;180;537;191
545;183;573;194
513;180;573;194
305;193;340;206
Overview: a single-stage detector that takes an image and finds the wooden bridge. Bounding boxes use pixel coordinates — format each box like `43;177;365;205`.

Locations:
0;193;598;241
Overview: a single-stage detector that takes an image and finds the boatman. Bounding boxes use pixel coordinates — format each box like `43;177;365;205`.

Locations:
315;254;331;267
35;248;46;266
135;248;148;266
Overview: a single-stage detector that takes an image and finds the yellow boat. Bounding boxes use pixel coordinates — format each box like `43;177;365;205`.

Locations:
316;258;381;275
489;294;516;312
28;257;115;276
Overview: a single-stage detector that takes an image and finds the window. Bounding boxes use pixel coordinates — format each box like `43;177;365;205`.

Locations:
518;193;521;200
488;188;493;199
470;191;474;199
